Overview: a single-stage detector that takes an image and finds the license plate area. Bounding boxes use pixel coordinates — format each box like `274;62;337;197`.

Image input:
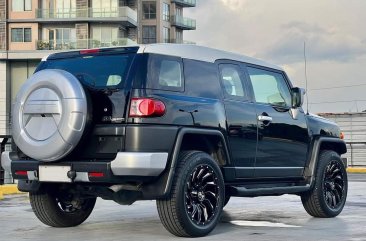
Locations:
39;165;72;183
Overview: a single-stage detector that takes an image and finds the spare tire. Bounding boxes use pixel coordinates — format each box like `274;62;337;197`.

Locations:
12;69;88;162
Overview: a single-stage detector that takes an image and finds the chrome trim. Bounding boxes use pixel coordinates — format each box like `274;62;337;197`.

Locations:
258;115;273;122
111;152;168;176
1;151;11;173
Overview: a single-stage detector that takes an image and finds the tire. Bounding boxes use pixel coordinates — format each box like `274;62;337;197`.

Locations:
157;151;225;237
223;192;231;207
29;186;96;227
301;150;348;218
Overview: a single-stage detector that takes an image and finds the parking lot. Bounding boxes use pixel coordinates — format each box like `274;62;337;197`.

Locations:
0;174;365;241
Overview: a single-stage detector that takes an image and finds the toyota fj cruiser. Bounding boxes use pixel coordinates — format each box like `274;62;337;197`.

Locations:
1;44;347;237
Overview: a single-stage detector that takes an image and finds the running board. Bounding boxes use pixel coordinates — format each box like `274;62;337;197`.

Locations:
228;185;311;197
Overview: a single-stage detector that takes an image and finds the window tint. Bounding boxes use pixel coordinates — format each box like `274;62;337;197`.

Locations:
159;60;182;88
41;54;135;89
183;59;221;99
219;64;246;98
247;67;291;107
146;54;184;91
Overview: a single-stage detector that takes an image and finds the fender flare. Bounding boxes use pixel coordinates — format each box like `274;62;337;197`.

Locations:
141;127;231;199
304;136;347;187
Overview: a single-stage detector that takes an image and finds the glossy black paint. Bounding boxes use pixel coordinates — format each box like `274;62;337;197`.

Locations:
14;48;347;201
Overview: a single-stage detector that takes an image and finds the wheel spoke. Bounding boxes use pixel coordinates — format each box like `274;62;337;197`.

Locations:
200;204;209;222
197;205;202;223
203;198;214;211
185;163;220;226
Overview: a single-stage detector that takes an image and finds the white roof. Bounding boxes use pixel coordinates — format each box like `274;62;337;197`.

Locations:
138;44;283;71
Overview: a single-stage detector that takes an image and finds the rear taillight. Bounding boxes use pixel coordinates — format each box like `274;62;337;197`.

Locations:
80;48;99;54
15;170;28;176
129;98;166;117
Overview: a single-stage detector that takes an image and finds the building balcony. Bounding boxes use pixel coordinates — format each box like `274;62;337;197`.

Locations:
171;0;196;7
35;7;137;27
166;39;196;44
170;15;196;30
36;38;136;50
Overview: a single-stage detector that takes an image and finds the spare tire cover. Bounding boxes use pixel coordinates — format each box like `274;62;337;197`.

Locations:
12;69;87;162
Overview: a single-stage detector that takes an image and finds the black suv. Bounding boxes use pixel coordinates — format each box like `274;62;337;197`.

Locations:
1;44;347;237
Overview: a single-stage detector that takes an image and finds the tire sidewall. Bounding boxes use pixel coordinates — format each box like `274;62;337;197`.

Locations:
315;151;348;217
176;152;225;236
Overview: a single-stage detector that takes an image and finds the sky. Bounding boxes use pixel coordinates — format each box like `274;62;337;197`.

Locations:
184;0;366;113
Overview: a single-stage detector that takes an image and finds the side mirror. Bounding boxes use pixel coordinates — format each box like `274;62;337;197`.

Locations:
291;87;306;108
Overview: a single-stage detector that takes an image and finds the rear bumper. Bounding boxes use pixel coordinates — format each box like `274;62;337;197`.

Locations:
1;151;168;183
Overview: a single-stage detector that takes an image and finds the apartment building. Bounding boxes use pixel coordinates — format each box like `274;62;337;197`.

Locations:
0;0;196;136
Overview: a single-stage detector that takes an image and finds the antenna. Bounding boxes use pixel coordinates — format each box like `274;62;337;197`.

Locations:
304;41;309;115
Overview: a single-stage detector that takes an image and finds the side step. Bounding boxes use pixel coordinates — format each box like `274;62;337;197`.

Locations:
228;184;311;197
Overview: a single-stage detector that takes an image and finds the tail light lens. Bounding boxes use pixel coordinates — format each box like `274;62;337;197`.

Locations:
129;98;166;117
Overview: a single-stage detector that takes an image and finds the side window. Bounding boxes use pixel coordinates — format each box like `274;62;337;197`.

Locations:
219;64;246;99
147;54;184;91
247;67;291;107
158;60;183;88
183;59;222;99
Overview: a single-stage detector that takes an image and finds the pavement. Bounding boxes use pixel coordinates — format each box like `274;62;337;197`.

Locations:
0;174;365;241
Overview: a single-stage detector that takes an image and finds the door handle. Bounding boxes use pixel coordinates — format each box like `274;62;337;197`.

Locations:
258;115;273;122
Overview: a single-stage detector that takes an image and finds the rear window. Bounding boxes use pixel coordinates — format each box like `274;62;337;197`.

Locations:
39;53;135;89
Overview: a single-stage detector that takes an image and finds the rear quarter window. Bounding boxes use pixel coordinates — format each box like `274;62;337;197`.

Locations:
183;59;222;99
146;54;184;92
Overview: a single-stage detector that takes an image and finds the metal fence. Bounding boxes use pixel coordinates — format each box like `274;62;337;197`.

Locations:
319;112;366;167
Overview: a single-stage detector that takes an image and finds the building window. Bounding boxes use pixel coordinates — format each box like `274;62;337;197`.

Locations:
142;2;156;19
142;26;156;44
176;30;182;43
12;0;32;11
176;7;182;16
163;3;170;21
91;26;119;47
163;27;170;43
11;28;32;42
92;0;118;17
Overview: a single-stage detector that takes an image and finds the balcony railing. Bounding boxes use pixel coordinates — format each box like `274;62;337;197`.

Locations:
36;7;137;23
36;38;136;50
165;39;196;44
171;0;196;7
170;15;196;30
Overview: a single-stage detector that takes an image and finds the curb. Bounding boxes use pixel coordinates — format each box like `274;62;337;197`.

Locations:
0;184;23;200
347;167;366;173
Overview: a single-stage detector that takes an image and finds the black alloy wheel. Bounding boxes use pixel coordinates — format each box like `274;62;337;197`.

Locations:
185;164;220;226
157;151;225;237
30;186;96;227
301;150;348;218
323;160;345;209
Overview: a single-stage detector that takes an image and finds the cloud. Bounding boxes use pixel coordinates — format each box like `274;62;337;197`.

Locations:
258;21;366;64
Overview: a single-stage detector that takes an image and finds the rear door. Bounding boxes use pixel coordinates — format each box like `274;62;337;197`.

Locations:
218;62;257;178
244;65;310;178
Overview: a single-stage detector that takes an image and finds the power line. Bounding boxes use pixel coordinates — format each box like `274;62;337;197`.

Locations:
310;83;366;91
309;99;366;105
